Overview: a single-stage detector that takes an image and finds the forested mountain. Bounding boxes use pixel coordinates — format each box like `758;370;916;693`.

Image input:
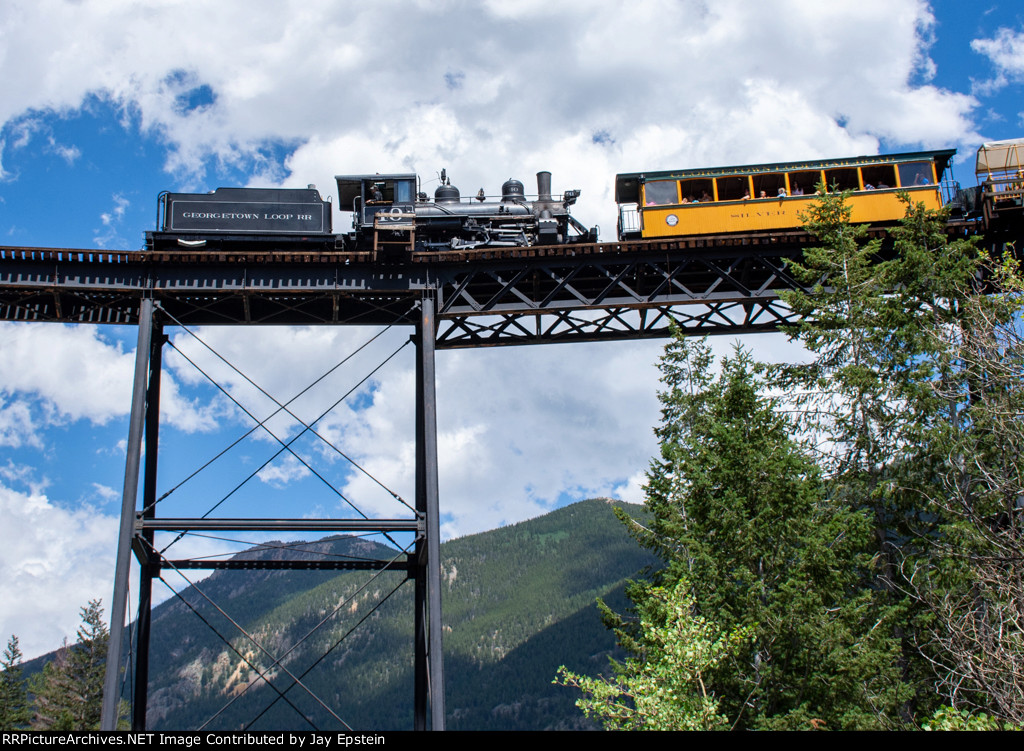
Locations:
52;498;653;731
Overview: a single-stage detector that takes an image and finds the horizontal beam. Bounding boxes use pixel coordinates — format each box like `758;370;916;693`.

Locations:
138;517;422;532
161;558;411;572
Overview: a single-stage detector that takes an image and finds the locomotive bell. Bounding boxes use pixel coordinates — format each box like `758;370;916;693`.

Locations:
434;182;461;204
501;178;526;203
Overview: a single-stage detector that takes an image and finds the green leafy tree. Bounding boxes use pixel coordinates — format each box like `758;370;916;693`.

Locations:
924;706;1021;731
555;579;747;731
30;600;122;730
610;334;907;729
0;635;31;730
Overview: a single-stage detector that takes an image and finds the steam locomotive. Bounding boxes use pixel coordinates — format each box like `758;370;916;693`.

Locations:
147;170;597;255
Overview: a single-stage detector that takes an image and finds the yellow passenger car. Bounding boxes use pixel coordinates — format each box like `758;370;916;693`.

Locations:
614;150;956;240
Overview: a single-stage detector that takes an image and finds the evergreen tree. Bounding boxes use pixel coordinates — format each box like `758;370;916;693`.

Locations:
0;635;31;730
778;187;1022;725
610;335;908;729
30;600;117;730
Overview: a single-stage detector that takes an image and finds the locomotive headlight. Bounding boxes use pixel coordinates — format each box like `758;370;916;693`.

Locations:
665;214;679;226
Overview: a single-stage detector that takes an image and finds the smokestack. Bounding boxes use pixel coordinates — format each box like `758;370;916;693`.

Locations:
536;171;552;203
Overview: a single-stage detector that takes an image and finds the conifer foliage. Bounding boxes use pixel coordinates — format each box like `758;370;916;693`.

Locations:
29;600;118;730
616;337;905;729
783;189;1023;725
0;636;31;730
562;188;1024;730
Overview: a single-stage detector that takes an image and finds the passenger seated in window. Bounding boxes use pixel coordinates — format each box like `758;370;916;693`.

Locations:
777;187;787;197
701;190;713;202
758;190;768;199
791;182;804;196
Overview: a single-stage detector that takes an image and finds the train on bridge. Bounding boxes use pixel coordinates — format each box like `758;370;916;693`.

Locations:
147;139;1023;257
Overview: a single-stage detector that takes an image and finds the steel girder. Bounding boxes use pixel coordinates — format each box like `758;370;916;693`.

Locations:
1;244;809;344
431;246;807;347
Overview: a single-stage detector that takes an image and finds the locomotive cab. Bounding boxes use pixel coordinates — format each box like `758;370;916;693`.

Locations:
336;174;419;256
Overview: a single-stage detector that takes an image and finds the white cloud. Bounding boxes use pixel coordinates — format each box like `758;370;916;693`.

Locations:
257;454;313;487
0;323;221;436
0;0;980;205
46;137;80;166
154;323;668;536
0;397;39;448
0;323;136;423
0;481;119;659
972;27;1024;76
971;26;1024;95
100;194;129;226
94;193;131;248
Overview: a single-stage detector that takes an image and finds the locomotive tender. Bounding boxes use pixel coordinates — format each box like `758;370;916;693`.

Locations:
148;170;597;255
151;186;335;251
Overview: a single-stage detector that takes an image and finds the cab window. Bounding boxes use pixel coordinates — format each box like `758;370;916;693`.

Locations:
366;179;416;204
394;179;415;203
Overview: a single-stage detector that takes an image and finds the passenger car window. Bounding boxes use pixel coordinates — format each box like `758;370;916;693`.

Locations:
644;181;679;206
898;162;934;187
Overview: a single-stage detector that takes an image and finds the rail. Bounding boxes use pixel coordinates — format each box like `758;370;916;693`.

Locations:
0;221;980;268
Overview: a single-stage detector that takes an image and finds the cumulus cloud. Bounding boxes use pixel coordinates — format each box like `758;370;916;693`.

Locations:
0;480;119;659
0;397;39;448
0;323;221;437
972;26;1024;95
0;471;248;658
158;324;668;536
0;0;980;226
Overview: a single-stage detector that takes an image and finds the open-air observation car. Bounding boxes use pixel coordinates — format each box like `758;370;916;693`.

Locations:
614;150;957;240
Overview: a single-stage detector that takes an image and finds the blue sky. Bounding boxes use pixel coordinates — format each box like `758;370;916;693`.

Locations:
1;0;1023;659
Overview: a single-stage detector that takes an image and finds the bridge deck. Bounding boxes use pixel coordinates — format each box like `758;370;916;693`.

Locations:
0;220;1010;347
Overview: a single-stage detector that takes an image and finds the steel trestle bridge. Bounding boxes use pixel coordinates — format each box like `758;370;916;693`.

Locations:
1;221;1017;731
